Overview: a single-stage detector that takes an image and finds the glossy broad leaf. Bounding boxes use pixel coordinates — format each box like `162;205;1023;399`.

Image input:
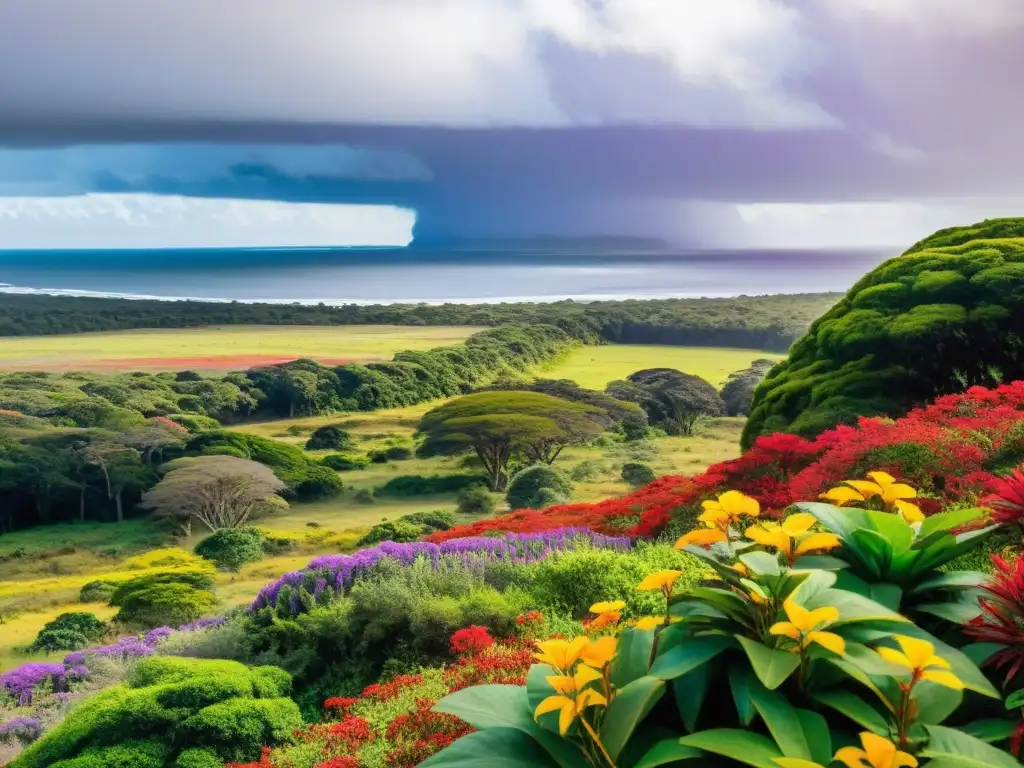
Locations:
737;636;800;690
650;634;734;681
599;675;666;761
810;691;888;735
611;627;656;689
729;665;757;727
678;729;784;768
419;727;560;767
795;709;832;766
631;738;703;768
746;676;812;759
673;663;711;733
920;725;1021;767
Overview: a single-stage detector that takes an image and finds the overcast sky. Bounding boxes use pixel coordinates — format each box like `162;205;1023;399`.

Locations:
0;0;1021;248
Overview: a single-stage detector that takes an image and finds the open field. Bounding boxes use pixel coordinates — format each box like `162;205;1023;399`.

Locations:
0;324;482;372
540;345;784;389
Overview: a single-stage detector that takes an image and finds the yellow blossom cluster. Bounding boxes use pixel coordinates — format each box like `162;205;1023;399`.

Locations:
820;471;925;524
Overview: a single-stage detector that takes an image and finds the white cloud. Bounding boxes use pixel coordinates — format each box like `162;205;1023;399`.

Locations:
0;194;415;248
825;0;1024;35
0;0;833;128
736;200;1024;248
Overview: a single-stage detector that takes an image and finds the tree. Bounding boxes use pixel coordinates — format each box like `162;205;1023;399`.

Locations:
744;218;1024;448
719;359;776;417
122;422;188;464
140;455;286;533
417;391;609;491
79;441;148;522
607;368;724;436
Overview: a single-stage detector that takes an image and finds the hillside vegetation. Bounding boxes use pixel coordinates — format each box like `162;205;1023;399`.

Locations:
0;292;837;351
744;218;1024;447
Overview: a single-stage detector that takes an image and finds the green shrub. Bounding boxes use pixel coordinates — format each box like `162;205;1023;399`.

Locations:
304;424;353;451
374;474;484;497
114;582;218;629
194;527;267;572
78;580;117;603
30;612;107;652
455;485;495;515
11;657;300;768
526;544;704;619
110;571;215;605
321;453;371;471
506;466;573;510
165;414;221;433
357;510;457;546
353;488;375;504
621;461;657;488
569;459;606;482
368;445;413;463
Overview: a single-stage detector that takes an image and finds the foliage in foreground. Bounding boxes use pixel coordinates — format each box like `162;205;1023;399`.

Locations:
744;219;1024;447
421;489;1019;768
9;657;301;767
433;381;1024;541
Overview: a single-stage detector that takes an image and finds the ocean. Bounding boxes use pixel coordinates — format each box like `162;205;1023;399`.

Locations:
0;247;892;304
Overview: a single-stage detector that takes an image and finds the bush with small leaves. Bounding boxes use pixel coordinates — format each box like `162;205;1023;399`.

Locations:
353;488;375;504
368;445;414;463
321;453;371;471
194;527;267;572
78;580;117;603
304;425;354;451
30;612;107;652
621;462;657;488
506;466;573;510
456;485;495;516
9;657;300;768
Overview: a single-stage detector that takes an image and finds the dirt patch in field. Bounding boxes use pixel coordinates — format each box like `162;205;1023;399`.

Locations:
0;354;357;373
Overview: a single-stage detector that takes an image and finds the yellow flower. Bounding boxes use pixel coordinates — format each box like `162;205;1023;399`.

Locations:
545;664;603;695
834;732;918;768
587;611;621;630
580;636;618;668
875;635;963;690
701;490;760;526
675;528;728;549
732;562;749;576
534;636;590;672
893;499;925;524
819;485;866;506
769;599;845;655
634;616;665;630
636;570;682;595
534;687;608;735
745;514;841;562
589;600;626;615
841;471;917;508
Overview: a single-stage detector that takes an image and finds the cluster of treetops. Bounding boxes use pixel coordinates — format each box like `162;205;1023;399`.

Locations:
0;291;837;351
743;217;1024;448
0;338;772;533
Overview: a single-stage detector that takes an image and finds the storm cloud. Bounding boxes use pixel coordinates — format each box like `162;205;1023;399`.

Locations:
0;0;1021;246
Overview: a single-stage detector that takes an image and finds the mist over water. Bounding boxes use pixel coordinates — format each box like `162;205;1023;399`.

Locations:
0;247;891;304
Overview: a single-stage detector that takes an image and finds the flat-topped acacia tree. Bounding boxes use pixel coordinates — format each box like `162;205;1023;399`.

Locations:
416;391;609;491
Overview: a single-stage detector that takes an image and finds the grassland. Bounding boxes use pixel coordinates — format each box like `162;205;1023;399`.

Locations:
540;345;784;389
0;324;482;373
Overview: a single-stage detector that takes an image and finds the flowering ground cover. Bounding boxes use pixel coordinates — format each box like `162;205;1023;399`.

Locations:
432;381;1024;541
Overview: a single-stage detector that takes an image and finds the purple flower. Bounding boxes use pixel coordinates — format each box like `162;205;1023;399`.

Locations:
66;665;90;679
92;636;154;659
0;663;65;706
249;528;631;617
62;651;86;666
0;716;43;746
177;616;225;632
143;626;175;647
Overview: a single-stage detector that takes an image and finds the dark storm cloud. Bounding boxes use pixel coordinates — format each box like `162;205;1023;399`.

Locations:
0;0;1022;243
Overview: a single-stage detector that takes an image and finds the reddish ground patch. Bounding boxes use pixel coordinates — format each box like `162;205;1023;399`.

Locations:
0;354;357;373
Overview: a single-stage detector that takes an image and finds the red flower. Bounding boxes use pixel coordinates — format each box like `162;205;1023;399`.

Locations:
965;555;1024;685
982;468;1024;525
226;747;274;768
316;758;360;768
449;626;494;655
323;697;358;714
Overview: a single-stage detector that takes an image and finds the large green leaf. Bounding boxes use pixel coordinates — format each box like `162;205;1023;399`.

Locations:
631;738;703;768
918;506;986;538
649;635;734;681
612;627;656;689
736;636;800;690
747;677;811;759
868;582;903;611
920;725;1021;767
599;676;666;761
804;588;911;625
418;728;560;767
915;594;983;624
811;691;888;735
960;719;1017;743
796;709;832;766
674;663;711;733
461;678;589;768
910;526;997;577
739;551;782;576
909;570;986;595
729;665;757;726
678;729;784;768
912;681;963;725
791;554;850;571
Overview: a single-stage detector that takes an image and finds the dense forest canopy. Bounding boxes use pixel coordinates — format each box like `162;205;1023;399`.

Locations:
744;218;1024;447
0;292;837;351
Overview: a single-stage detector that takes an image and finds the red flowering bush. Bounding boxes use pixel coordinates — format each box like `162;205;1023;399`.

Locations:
431;382;1024;540
449;625;494;655
983;468;1024;526
965;554;1024;685
225;747;274;768
384;698;474;768
323;696;358;713
360;674;424;703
